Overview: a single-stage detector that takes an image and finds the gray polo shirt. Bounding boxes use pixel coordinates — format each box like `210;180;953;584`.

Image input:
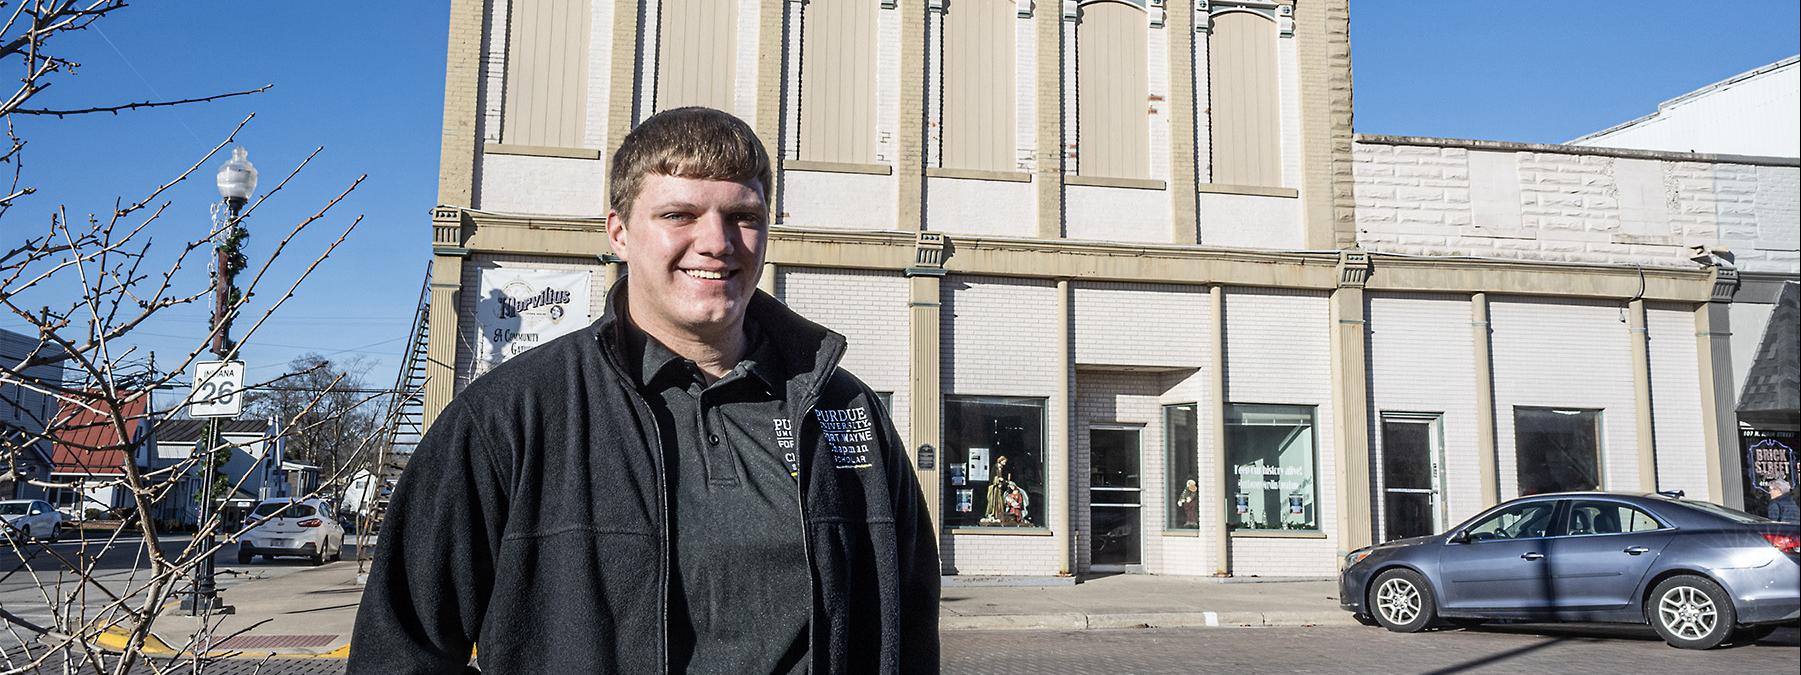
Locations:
626;322;811;673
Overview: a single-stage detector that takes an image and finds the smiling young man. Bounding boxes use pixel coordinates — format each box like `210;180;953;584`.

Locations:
351;108;940;674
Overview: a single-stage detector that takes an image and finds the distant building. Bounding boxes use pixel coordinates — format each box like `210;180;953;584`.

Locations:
0;330;61;500
152;418;290;528
418;0;1798;578
1570;56;1800;158
46;392;152;518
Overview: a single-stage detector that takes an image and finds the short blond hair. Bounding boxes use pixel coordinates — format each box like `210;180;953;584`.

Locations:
608;107;772;219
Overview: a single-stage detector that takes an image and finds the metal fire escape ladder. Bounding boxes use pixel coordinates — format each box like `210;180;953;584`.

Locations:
358;264;430;551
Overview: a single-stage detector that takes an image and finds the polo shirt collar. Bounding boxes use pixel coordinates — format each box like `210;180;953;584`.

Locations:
626;318;783;394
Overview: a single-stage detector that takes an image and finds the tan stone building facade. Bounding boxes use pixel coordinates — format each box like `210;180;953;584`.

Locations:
421;0;1801;577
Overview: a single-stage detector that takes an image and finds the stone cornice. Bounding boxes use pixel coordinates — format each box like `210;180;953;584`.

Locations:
450;210;1716;302
1355;134;1801;168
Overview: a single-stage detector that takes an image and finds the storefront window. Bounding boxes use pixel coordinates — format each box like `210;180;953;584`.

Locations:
1514;407;1602;495
944;397;1046;528
1164;404;1200;530
1225;404;1317;532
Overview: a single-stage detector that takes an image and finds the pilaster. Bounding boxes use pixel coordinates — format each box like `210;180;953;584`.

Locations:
756;0;786;208
438;0;486;207
1697;267;1744;508
424;206;471;429
759;261;778;296
1053;278;1074;575
1208;284;1230;575
1293;0;1356;249
1034;0;1066;239
1167;1;1199;244
1628;298;1658;492
605;0;644;181
1471;292;1500;508
1329;249;1372;555
907;233;948;540
897;0;927;232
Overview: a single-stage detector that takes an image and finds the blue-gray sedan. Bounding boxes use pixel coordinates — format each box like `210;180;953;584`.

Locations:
1339;491;1800;649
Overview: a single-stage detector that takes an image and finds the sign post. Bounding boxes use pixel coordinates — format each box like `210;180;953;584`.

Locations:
185;360;244;615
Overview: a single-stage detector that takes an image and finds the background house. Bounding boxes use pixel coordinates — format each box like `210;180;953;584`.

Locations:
46;392;151;519
152;418;290;529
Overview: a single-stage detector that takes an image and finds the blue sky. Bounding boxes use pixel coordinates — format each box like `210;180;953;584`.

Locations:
5;1;1797;396
1351;1;1801;142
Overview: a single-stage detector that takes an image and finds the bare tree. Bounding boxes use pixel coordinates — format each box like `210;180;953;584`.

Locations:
243;354;384;494
0;3;385;672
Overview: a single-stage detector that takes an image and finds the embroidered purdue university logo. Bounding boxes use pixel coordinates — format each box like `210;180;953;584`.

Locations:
814;406;875;470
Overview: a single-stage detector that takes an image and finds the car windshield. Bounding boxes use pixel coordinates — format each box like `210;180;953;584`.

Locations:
1673;499;1770;524
0;503;28;516
251;503;315;519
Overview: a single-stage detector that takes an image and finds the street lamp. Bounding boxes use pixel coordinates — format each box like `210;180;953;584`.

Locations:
185;146;256;616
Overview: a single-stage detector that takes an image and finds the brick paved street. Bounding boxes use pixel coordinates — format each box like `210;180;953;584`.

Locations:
943;625;1801;674
7;623;1795;673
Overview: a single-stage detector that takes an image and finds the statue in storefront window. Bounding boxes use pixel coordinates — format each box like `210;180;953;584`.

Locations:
1176;479;1199;527
980;455;1034;527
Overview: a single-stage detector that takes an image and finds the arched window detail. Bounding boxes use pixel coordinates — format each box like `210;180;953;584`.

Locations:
656;0;737;112
502;0;592;148
799;0;878;163
942;0;1016;171
1076;1;1149;179
1208;9;1280;187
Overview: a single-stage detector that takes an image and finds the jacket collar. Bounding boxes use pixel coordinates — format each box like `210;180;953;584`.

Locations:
594;275;846;405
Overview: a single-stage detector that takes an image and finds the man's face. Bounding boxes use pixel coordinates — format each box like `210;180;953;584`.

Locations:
608;173;768;343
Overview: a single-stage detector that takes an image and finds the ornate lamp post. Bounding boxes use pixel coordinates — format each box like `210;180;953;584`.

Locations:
185;147;256;615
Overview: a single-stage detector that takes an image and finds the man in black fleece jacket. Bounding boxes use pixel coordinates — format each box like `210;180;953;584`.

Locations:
350;107;940;673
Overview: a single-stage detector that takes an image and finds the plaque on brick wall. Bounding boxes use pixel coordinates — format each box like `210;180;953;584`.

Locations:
916;444;935;471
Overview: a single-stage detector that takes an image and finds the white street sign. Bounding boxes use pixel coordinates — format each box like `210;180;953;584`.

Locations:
190;361;246;418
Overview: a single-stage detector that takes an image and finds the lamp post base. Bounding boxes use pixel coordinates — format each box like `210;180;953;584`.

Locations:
180;592;235;615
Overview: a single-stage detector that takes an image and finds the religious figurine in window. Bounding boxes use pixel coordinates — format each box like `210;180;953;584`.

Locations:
1176;479;1199;528
980;455;1034;527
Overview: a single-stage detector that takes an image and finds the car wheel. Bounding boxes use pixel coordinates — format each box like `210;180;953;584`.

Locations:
309;549;325;566
1369;569;1437;633
47;524;60;543
238;549;254;565
1734;623;1778;644
1649;575;1736;649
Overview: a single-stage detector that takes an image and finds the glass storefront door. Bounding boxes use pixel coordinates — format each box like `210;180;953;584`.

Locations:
1090;427;1142;567
1380;414;1444;542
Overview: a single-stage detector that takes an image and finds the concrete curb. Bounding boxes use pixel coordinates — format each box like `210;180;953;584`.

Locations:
941;610;1359;631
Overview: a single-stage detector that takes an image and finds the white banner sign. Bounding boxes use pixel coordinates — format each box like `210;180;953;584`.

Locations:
475;268;593;375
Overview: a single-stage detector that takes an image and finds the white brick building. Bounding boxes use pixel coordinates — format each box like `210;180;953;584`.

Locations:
419;1;1800;578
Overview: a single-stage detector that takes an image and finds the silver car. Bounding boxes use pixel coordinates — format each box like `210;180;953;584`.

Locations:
236;497;346;565
1339;491;1800;649
0;499;65;542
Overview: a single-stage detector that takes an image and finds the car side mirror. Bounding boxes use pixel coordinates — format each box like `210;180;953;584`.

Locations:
1448;530;1469;544
28;509;42;516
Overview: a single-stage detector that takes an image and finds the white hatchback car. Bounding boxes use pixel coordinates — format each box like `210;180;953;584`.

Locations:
0;499;65;542
237;497;345;565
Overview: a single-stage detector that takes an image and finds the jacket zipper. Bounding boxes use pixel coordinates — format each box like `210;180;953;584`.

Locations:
619;382;671;673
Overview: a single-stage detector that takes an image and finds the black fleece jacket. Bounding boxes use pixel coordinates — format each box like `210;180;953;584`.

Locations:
349;283;941;673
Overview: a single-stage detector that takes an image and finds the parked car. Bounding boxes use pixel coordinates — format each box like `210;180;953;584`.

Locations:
236;497;346;565
0;499;65;542
1340;491;1800;649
